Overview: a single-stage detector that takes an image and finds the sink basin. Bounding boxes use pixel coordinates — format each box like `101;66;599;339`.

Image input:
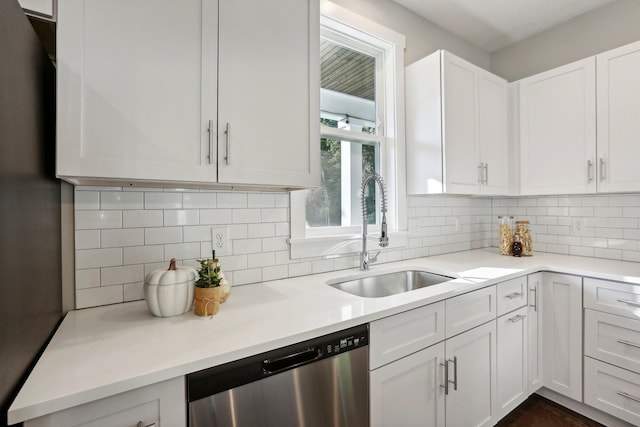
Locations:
329;270;455;298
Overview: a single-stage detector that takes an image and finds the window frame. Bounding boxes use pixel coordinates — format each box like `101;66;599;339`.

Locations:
289;1;407;259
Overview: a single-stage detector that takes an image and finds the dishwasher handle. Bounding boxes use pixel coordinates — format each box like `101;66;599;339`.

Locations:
262;346;322;375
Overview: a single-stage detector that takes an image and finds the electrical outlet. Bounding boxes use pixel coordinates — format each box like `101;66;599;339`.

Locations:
211;227;231;255
571;218;588;236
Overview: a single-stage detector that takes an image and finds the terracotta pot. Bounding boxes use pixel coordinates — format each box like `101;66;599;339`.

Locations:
194;286;226;316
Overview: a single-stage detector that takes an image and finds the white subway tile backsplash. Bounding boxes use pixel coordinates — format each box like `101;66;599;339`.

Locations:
164;243;201;261
74;188;640;310
163;210;200;226
76;230;100;250
75;191;100;210
101;191;143;210
101;265;144;286
233;209;262;224
76;248;122;269
217;193;247;208
124;282;144;302
123;245;164;265
76;269;100;289
123;210;163;228
76;211;122;230
101;228;144;248
183;193;216;209
76;286;123;309
200;209;232;225
145;192;182;209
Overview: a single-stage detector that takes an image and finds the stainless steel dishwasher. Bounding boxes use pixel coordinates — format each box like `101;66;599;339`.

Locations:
187;324;369;427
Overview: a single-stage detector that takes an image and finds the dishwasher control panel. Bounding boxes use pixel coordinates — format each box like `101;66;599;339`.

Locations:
325;329;368;356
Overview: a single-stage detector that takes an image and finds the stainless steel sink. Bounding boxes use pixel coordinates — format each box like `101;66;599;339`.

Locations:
329;270;455;298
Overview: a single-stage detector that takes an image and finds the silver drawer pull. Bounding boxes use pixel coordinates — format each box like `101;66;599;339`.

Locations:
529;287;537;312
617;299;640;308
508;314;526;323
617;339;640;350
440;360;449;395
505;292;524;300
617;391;640;403
137;422;156;427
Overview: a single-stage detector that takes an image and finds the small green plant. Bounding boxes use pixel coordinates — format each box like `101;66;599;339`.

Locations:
195;259;222;288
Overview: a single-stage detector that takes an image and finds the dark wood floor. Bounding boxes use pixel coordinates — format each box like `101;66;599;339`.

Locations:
496;394;604;427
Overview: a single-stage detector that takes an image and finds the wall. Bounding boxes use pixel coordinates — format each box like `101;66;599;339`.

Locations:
73;188;491;308
491;0;640;81
328;0;490;68
492;194;640;261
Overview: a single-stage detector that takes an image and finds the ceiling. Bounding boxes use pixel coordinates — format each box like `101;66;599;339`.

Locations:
321;40;375;100
391;0;617;52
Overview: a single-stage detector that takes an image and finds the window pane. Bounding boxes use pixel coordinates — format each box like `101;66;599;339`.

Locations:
305;139;379;228
320;39;376;134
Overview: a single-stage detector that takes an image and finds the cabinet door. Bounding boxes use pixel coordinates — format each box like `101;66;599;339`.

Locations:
441;51;480;194
527;273;543;394
496;306;528;420
542;273;583;401
370;342;445;427
445;320;497;427
25;377;185;427
519;57;596;195
445;285;496;338
57;0;217;184
596;40;640;193
217;0;320;187
478;69;509;195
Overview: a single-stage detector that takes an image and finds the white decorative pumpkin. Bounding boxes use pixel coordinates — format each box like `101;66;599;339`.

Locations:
144;258;197;317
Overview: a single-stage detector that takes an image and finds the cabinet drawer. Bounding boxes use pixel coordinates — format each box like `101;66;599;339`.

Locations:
370;301;445;369
25;377;185;427
497;277;527;316
585;309;640;374
445;286;496;338
584;277;640;319
584;357;640;426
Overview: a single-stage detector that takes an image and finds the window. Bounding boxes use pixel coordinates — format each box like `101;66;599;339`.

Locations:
290;3;406;258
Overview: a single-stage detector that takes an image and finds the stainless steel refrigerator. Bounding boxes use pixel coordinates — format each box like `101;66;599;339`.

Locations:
0;1;62;426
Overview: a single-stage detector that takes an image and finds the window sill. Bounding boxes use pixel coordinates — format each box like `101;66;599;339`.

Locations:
288;231;408;259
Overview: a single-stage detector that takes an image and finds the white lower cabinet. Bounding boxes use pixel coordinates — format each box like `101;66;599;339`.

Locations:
445;320;497;427
542;272;583;401
496;306;528;420
527;273;543;394
370;342;445;427
25;377;185;427
584;357;640;426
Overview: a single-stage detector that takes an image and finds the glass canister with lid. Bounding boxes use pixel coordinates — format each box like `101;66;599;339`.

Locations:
515;220;533;256
498;216;514;255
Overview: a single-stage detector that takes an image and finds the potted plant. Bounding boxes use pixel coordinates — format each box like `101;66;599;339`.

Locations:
194;256;231;316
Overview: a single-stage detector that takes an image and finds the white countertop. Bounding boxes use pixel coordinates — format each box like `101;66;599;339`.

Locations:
8;248;640;424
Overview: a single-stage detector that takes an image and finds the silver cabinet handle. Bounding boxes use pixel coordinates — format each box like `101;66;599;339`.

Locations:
440;359;449;395
505;292;524;300
529;287;537;312
483;163;488;185
587;160;593;183
137;422;156;427
618;299;640;308
618;339;640;349
508;314;526;322
617;391;640;403
224;122;231;165
448;356;458;391
208;120;214;165
600;158;606;181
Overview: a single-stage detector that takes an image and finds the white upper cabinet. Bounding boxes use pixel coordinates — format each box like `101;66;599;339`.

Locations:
57;0;319;189
406;50;509;195
596;40;640;193
217;0;319;187
18;0;54;19
519;57;597;195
